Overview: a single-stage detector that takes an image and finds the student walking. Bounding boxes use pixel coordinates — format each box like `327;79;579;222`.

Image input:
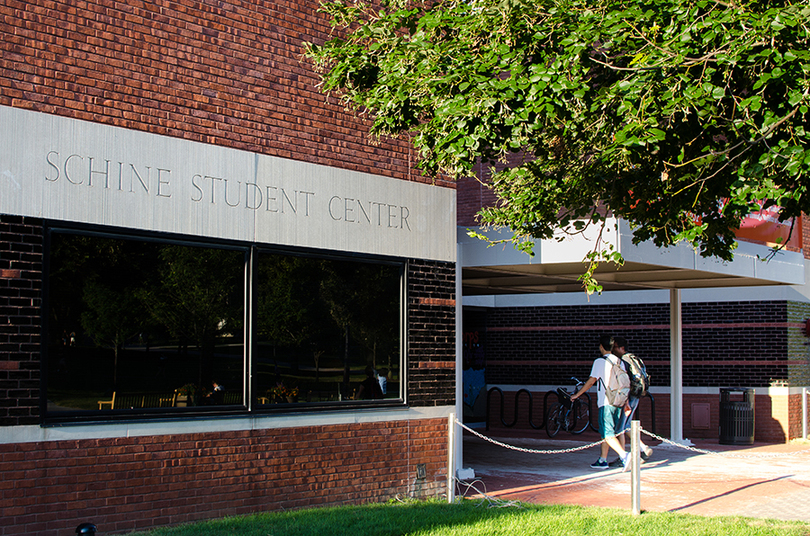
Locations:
571;335;632;470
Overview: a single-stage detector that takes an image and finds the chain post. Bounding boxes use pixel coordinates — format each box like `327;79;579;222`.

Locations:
448;413;456;503
631;420;641;515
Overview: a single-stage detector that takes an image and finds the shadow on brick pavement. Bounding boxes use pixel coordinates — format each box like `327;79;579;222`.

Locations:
460;426;810;522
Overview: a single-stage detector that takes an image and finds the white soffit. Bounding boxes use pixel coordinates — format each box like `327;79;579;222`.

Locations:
459;220;804;295
0;105;456;262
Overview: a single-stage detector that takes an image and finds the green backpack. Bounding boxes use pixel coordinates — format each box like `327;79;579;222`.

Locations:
621;352;650;398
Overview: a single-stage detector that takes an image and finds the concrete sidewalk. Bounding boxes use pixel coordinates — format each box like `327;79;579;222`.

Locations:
461;427;810;522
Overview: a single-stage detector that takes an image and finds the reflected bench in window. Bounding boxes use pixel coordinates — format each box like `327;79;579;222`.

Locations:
97;392;177;410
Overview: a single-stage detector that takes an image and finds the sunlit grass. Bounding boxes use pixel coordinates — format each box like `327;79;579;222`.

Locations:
125;498;810;536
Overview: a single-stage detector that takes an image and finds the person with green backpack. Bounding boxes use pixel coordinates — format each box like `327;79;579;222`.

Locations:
608;336;654;468
571;335;632;471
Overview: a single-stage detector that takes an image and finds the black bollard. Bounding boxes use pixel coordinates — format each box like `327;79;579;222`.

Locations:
76;522;97;535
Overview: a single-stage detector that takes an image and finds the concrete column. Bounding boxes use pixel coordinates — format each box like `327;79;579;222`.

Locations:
670;288;684;442
455;243;463;472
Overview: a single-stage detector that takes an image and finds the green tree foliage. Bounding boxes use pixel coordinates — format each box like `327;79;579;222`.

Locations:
306;0;810;292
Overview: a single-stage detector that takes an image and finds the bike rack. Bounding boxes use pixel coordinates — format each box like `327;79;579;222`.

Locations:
543;390;556;428
486;386;600;433
485;387;545;430
484;387;653;434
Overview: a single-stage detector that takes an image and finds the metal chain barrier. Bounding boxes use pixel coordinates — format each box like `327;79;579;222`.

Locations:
639;428;810;459
457;417;810;460
456;419;606;454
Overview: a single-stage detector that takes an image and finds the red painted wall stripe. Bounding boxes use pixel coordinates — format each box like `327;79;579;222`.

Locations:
488;359;810;366
488;322;800;331
417;361;455;369
417;298;456;307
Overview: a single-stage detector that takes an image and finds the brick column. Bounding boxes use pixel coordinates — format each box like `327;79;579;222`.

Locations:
0;215;42;426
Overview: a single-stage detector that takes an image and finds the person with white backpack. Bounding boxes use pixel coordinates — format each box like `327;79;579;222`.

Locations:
571;335;632;470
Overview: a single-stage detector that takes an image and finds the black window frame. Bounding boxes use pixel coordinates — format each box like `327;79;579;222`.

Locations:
41;222;408;425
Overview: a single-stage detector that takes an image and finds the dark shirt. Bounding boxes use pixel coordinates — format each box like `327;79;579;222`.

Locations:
358;376;383;400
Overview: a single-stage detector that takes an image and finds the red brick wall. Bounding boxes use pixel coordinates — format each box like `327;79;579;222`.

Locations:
479;302;795;388
457;173;496;227
408;261;456;407
457;155;525;226
0;0;451;188
682;392;789;443
0;417;448;535
0;219;456;534
0;0;462;422
787;391;807;439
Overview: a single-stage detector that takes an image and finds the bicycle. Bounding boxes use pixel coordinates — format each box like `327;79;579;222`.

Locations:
546;377;592;437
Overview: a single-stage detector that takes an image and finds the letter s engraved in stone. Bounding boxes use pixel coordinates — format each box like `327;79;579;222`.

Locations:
191;174;204;202
45;151;60;182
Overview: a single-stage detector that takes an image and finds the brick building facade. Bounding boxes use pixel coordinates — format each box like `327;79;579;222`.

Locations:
0;2;456;535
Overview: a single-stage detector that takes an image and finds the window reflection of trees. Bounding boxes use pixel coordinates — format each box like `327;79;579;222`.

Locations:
45;231;401;417
139;245;245;398
47;234;245;413
255;253;400;404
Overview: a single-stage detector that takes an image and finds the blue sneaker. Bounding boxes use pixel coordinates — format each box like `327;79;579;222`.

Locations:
590;458;609;469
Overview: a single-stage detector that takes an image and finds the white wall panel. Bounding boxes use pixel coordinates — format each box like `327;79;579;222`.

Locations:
0;105;456;261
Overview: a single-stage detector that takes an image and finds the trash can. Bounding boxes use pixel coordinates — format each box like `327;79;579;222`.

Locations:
719;388;755;445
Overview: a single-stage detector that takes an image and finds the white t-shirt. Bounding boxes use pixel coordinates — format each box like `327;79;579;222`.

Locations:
589;353;625;408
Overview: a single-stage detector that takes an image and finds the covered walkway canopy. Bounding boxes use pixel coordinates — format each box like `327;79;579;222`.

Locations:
460;219;804;295
454;218;806;454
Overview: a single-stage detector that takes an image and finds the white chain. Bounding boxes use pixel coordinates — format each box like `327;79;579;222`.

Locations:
639;428;810;459
456;420;606;454
456;418;810;460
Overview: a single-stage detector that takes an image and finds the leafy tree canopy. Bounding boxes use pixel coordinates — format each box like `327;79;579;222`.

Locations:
306;0;810;291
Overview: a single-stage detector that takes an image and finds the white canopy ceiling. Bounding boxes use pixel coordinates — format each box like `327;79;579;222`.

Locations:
459;219;804;294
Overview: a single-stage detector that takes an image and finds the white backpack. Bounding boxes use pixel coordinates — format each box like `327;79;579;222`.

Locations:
600;355;630;407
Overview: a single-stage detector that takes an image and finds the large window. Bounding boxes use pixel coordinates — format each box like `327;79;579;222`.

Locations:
44;228;403;421
254;250;402;404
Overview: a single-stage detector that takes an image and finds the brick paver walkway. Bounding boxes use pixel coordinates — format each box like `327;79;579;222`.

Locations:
462;429;810;522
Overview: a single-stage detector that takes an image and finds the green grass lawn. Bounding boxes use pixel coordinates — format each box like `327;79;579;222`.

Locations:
125;499;810;536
